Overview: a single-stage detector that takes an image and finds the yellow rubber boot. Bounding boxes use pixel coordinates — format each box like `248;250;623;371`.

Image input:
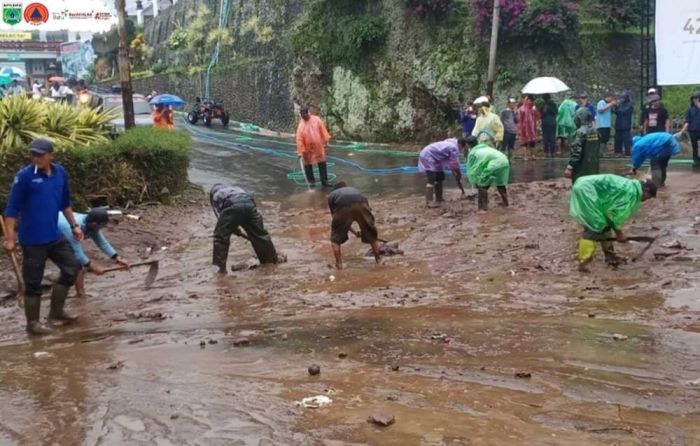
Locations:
578;239;597;272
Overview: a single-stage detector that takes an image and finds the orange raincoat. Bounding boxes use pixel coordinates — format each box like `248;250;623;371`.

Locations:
296;115;331;164
152;108;174;130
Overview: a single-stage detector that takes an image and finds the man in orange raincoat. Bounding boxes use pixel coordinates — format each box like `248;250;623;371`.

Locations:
296;107;331;186
152;104;174;130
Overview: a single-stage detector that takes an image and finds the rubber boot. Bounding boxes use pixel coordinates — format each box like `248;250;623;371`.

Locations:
434;182;444;203
425;184;437;207
212;241;229;273
25;295;52;335
318;162;329;186
48;284;78;325
303;165;316;187
497;186;509;207
477;188;488;211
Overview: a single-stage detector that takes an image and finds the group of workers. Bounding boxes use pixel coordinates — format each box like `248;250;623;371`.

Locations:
0;90;691;335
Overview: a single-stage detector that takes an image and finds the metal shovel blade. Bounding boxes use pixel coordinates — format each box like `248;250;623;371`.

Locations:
144;261;159;287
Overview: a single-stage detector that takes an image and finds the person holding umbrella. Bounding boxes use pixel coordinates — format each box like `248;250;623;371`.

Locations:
149;94;185;130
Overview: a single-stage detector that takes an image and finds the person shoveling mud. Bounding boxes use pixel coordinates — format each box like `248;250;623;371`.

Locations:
327;181;382;270
465;134;510;211
210;184;280;274
58;208;131;298
418;138;466;207
570;174;657;272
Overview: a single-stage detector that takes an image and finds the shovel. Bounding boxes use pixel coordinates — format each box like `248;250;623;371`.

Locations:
0;216;24;300
603;235;657;262
102;260;159;287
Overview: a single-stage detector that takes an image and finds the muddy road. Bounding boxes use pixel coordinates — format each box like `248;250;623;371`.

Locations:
1;130;700;445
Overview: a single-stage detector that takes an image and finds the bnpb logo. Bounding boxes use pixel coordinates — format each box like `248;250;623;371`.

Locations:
23;2;49;25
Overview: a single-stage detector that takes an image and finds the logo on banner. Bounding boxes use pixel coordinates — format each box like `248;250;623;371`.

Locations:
2;2;22;26
23;2;48;25
94;11;112;20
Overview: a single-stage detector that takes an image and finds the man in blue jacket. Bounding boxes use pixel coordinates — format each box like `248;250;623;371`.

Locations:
2;139;83;335
58;208;130;298
629;133;681;187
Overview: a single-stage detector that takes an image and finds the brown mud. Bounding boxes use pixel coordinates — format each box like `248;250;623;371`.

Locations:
1;173;700;445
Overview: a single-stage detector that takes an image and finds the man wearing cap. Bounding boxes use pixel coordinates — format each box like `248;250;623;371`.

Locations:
2;139;83;335
575;93;597;126
209;183;279;274
58;209;130;298
296;107;332;187
564;108;599;183
642;95;670;135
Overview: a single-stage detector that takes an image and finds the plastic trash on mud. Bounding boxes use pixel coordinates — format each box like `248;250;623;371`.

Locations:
297;395;332;409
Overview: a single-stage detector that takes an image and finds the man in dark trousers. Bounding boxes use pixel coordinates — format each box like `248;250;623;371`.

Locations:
209;184;279;274
328;182;381;270
3;139;83;335
564;108;599;183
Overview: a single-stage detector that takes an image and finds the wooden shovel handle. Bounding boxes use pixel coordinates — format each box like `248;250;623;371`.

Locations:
0;216;24;295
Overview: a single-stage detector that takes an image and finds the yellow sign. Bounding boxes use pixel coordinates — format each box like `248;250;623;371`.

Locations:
0;32;31;40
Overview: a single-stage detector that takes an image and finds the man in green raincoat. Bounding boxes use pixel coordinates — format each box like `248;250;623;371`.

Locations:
570;174;657;272
465;133;510;211
564;108;599;183
557;94;577;154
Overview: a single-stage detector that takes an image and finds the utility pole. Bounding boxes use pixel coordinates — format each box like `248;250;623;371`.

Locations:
486;0;500;99
116;0;135;129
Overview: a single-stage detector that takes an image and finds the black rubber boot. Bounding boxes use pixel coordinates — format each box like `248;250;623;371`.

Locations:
303;165;316;186
48;284;78;325
435;182;444;202
212;241;229;273
318;162;329;186
25;295;52;335
497;186;509;207
477;188;488;211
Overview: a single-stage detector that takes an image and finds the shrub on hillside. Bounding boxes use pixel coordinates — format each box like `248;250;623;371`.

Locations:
405;0;453;17
594;0;644;30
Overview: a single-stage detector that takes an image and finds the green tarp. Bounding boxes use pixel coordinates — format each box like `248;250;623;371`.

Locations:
466;144;510;187
569;174;643;233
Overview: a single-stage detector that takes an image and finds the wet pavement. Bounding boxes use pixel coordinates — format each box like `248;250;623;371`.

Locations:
1;124;700;445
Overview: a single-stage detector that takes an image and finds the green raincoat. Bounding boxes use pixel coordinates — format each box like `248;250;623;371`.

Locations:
467;144;510;187
569;174;643;234
557;98;577;139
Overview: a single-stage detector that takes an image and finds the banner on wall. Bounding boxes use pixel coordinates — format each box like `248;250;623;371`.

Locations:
656;0;700;85
60;40;95;80
0;1;116;32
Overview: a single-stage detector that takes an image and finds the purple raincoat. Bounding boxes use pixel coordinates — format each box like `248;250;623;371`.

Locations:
418;138;461;172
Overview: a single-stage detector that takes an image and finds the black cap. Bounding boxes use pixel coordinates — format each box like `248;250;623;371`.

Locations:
28;138;54;154
578;92;588;98
299;107;309;116
86;208;109;225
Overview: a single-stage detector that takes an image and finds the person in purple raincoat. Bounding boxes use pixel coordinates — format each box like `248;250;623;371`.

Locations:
418;137;467;207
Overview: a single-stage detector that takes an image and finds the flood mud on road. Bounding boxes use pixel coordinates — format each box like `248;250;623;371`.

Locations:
1;135;700;445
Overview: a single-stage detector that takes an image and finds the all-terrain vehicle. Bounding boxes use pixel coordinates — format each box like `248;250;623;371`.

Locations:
186;97;230;127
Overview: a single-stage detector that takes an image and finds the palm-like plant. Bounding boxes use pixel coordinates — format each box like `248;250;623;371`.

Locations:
0;96;45;152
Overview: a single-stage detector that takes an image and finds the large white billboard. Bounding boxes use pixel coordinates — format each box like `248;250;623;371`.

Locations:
656;0;700;85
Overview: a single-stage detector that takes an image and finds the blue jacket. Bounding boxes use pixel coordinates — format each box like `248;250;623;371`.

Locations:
5;163;71;245
685;106;700;132
631;133;681;169
58;213;117;266
460;109;477;134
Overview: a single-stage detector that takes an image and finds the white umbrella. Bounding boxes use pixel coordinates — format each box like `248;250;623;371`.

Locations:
521;77;570;95
0;66;26;79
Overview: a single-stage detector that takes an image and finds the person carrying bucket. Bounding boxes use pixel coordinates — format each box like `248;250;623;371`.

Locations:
296;107;332;187
569;174;657;273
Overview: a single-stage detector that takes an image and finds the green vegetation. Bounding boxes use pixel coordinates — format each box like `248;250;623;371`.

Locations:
662;86;700;119
1;128;192;210
166;4;234;68
0;96;117;153
289;0;387;69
